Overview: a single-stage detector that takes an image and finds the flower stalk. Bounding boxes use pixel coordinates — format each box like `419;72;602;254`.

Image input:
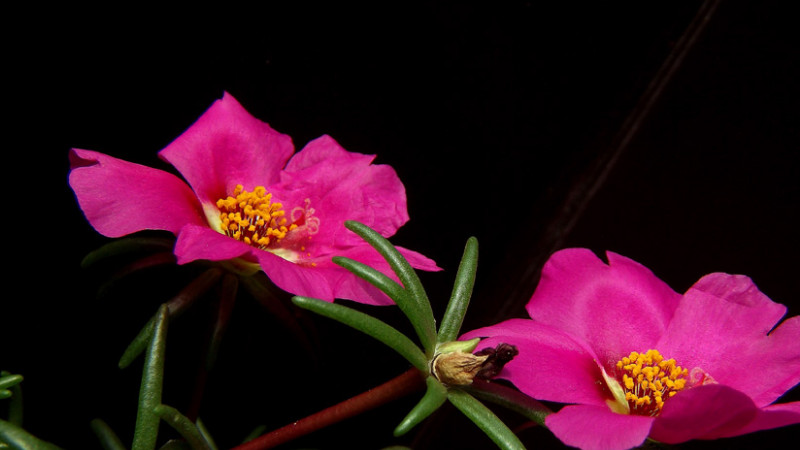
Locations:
232;368;426;450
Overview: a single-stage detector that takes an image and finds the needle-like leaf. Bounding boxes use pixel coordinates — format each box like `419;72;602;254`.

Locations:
344;221;437;354
153;405;212;450
333;256;431;352
447;390;526;450
393;376;448;436
292;296;428;372
90;418;127;450
132;304;169;450
0;418;63;450
437;237;479;344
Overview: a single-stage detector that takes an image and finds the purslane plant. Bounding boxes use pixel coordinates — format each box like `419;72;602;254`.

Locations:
462;248;800;450
7;91;791;449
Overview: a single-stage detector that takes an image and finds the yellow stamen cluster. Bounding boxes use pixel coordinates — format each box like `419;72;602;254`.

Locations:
615;349;688;416
216;185;297;249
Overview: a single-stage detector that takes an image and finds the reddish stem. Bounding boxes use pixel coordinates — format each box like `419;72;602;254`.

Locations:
232;368;426;450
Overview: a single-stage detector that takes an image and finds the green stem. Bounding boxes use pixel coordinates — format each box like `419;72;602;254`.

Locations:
119;269;222;369
187;273;237;422
230;368;426;450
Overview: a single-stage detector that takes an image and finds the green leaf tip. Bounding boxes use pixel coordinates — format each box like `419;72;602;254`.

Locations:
437;236;479;344
0;374;23;391
90;418;127;450
154;404;212;450
342;221;437;353
0;418;63;450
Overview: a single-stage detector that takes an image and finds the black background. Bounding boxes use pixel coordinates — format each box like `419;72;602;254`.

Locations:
5;1;799;449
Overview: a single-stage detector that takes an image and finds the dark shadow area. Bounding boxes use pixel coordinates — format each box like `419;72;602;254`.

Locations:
6;1;798;449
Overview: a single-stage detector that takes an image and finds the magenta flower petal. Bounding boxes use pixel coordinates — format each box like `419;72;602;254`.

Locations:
275;134;410;249
650;384;757;443
174;224;257;264
158;93;295;206
461;319;609;406
254;249;338;302
69;149;206;237
545;404;654;450
658;273;800;407
69;93;438;305
526;249;682;366
719;401;800;438
253;243;438;305
461;248;800;448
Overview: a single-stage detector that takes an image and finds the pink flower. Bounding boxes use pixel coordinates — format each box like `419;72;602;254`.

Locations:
69;93;439;305
462;248;800;450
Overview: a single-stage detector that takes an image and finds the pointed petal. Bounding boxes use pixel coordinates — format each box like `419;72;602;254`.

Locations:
650;384;757;443
275;135;410;248
159;92;295;205
544;404;654;450
461;319;609;406
395;246;441;273
658;273;800;406
69;149;206;237
526;249;682;366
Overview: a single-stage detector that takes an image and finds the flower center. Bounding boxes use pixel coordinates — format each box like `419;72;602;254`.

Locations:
216;185;297;250
613;349;688;417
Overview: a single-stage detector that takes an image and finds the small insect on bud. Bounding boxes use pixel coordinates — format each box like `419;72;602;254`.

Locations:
431;343;518;386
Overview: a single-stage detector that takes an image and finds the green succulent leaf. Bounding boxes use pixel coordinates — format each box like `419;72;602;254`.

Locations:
0;375;23;391
292;296;428;372
195;418;218;450
438;237;479;344
0;372;23;426
393;376;448;436
90;419;127;450
153;405;212;450
343;221;437;354
132;304;169;450
0;418;63;450
333;256;434;353
447;389;526;450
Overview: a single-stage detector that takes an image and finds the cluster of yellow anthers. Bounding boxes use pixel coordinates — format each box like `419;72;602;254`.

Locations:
216;185;297;249
616;349;688;416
